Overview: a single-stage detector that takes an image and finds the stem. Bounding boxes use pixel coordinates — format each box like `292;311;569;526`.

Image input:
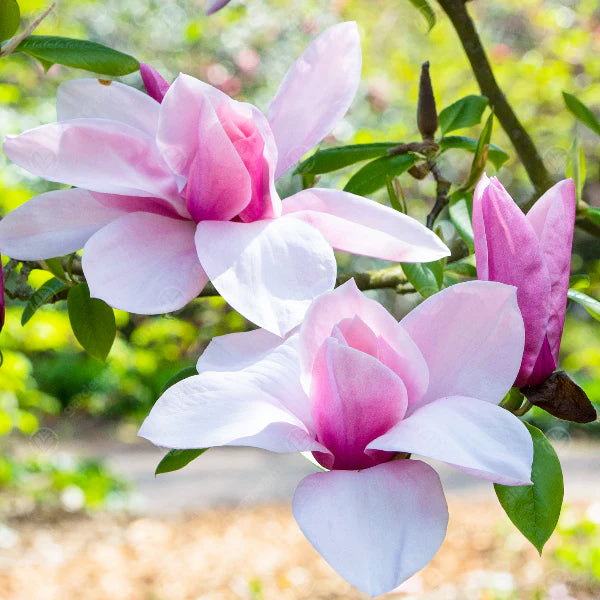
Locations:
514;400;533;417
426;163;451;229
435;0;554;196
0;2;57;58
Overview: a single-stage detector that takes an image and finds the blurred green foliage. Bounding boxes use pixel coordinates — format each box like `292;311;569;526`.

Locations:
0;0;599;508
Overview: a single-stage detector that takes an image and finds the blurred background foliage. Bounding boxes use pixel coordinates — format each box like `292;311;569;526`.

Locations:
0;0;599;512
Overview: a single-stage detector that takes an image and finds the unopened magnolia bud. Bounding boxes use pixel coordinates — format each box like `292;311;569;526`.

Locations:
417;61;438;140
408;163;430;180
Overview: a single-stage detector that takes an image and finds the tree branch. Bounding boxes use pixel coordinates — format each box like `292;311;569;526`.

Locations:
435;0;554;196
0;3;57;58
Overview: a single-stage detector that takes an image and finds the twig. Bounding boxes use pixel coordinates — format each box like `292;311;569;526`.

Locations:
426;163;451;229
435;0;554;196
0;2;57;58
387;141;439;156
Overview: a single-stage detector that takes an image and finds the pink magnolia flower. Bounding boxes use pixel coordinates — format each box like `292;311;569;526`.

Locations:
139;279;533;596
473;174;576;387
0;23;448;336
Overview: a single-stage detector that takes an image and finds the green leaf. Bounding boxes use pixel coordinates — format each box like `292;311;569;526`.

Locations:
407;0;436;33
568;274;590;290
462;112;494;191
438;95;489;135
160;365;198;396
67;283;116;361
16;36;139;76
401;260;443;298
448;189;474;251
495;422;563;554
385;176;405;213
344;154;418;196
444;256;477;278
565;138;586;203
42;257;67;282
21;277;68;326
587;206;600;227
0;0;20;42
567;288;600;322
155;448;208;475
439;136;509;170
562;91;600;137
296;143;399;176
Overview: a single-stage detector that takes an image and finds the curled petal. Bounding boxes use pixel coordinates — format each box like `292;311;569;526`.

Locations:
0;189;126;260
473;175;552;385
139;63;170;103
195;218;336;336
299;279;429;405
400;281;524;411
526;179;576;377
293;460;448;597
282;188;449;263
83;212;207;314
368;395;533;486
268;22;362;179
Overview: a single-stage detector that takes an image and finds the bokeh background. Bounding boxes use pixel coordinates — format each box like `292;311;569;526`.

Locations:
0;0;599;598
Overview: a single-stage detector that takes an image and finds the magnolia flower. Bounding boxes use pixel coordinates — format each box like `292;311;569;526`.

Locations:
139;279;533;596
0;22;447;336
473;174;576;387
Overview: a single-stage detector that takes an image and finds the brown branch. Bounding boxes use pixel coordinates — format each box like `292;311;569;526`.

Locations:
435;0;554;196
426;163;451;229
0;3;57;58
387;141;439;156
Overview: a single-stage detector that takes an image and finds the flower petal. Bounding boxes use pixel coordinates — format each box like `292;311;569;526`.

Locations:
0;189;126;260
299;279;429;405
206;0;231;14
526;179;576;372
3;119;180;201
473;175;552;386
268;22;362;179
57;79;160;137
139;63;170;103
195;218;336;336
139;338;324;454
368;396;533;486
400;280;524;411
83;212;207;314
311;338;407;470
292;460;448;597
282;188;449;262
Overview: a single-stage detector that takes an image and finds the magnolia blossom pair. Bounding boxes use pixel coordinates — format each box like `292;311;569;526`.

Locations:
140;279;533;596
473;175;576;387
0;22;447;336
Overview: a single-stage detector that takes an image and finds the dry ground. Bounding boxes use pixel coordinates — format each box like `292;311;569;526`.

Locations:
0;499;597;600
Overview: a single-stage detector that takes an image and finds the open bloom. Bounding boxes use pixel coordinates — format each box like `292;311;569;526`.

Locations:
0;22;447;336
139;279;533;596
473;174;576;387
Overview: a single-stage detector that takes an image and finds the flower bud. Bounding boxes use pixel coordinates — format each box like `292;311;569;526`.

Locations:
417;61;438;140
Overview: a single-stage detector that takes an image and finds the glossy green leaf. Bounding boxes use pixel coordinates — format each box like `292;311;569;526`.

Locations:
296;143;399;176
159;365;198;396
67;283;116;361
21;277;68;326
155;448;208;475
407;0;436;33
448;189;474;251
562;91;600;137
16;36;139;76
495;423;563;554
444;256;477;278
568;274;590;290
438;95;489;135
587;206;600;227
439;135;509;170
567;288;600;322
462;112;494;191
565;138;586;203
344;154;418;196
401;260;443;298
42;257;67;282
0;0;20;42
385;176;406;213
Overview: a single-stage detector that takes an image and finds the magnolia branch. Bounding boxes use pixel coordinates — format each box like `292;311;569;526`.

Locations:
0;3;57;58
435;0;554;197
